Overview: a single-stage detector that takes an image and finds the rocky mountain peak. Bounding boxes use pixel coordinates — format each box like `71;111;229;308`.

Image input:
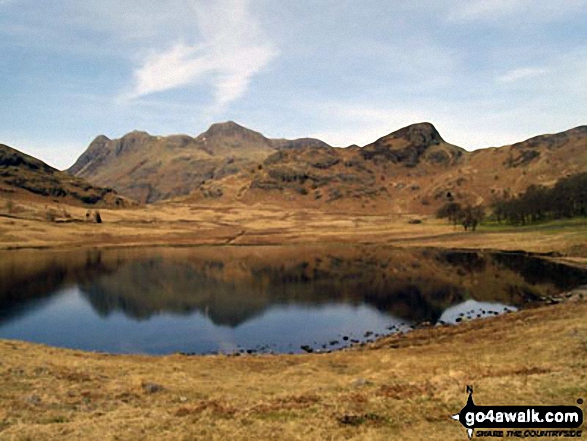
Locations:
121;130;152;140
91;135;111;144
385;122;444;147
200;121;267;143
84;135;111;154
360;122;458;167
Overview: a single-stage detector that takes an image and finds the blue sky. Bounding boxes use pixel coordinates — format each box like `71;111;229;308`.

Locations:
1;0;586;169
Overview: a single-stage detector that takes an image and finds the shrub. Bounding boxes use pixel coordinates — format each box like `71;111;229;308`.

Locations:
45;209;58;222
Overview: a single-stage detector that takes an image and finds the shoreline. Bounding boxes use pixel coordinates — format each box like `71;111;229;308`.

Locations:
2;241;586;273
1;282;582;359
1;298;585;440
1;208;587;439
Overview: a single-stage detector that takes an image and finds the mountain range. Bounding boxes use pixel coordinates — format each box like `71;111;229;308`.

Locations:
66;121;587;214
67;121;332;204
2;121;586;213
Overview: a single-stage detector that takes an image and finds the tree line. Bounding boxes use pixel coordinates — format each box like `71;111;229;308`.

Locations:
435;171;587;229
491;172;587;224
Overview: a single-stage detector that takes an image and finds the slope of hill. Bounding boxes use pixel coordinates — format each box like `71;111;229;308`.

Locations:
67;121;330;203
68;122;587;214
0;143;127;207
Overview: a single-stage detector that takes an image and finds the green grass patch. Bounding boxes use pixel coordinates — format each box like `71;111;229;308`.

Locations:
480;217;587;232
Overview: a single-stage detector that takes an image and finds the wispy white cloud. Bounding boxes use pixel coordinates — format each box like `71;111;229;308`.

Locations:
124;0;278;110
130;44;208;98
496;67;548;83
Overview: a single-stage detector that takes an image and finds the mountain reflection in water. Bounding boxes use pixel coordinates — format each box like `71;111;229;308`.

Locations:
0;246;585;354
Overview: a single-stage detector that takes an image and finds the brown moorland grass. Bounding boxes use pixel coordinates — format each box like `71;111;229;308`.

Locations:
0;299;586;440
1;198;587;440
1;199;586;260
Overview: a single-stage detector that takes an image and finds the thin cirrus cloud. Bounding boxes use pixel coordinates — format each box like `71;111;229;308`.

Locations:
124;0;278;110
496;67;548;83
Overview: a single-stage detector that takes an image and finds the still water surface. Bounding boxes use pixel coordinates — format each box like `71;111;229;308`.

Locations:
0;246;585;354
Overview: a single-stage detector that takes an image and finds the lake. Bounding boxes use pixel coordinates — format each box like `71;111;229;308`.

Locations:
1;245;586;354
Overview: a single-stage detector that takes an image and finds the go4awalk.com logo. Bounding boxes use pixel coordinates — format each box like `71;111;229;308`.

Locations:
451;386;584;439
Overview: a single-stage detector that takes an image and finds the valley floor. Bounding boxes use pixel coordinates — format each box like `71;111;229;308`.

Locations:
1;201;587;260
1;200;587;440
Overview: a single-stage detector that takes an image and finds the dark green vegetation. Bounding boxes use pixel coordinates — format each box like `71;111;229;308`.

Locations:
492;172;587;225
437;171;587;229
436;202;485;231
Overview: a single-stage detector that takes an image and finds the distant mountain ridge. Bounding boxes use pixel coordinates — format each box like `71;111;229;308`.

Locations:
66;121;587;214
67;121;330;203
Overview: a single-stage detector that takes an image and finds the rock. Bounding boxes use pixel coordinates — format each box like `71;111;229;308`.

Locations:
351;378;372;388
25;394;41;405
142;382;164;394
558;286;587;303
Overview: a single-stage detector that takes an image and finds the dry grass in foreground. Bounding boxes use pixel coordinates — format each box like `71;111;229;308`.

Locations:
0;299;586;440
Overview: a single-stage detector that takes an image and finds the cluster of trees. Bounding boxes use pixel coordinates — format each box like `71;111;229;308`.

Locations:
436;202;485;231
492;172;587;225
